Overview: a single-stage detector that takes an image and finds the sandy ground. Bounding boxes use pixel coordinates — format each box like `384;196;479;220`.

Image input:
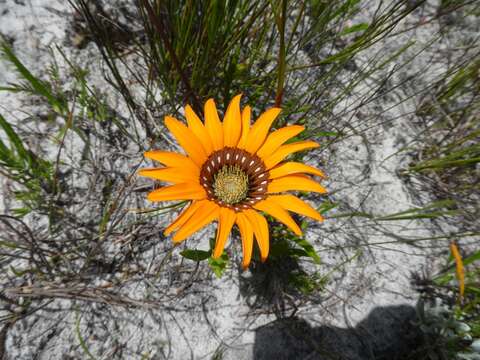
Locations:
0;1;478;359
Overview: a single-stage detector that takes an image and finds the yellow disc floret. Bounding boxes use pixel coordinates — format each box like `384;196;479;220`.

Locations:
213;165;249;204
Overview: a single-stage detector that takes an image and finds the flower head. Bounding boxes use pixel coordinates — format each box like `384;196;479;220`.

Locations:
140;95;326;268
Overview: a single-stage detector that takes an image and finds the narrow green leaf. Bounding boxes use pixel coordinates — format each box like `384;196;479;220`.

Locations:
313;131;340;137
331;211;373;219
0;240;20;249
0;42;66;114
375;200;458;221
0;113;31;165
341;23;369;35
462;250;480;267
317;201;337;215
75;310;98;360
291;237;321;264
0;86;22;92
180;249;211;261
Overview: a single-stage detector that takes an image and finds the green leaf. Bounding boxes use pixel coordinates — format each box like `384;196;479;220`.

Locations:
0;42;67;114
291;237;321;264
270;240;291;257
208;253;228;278
0;86;22;92
75;310;98;360
331;211;373;219
468;286;480;295
271;239;313;260
462;250;480;267
11;207;32;217
180;249;211;262
341;23;369;35
288;273;323;295
441;249;480;276
317;201;337;215
0;114;31;165
0;240;20;249
289;248;311;258
310;130;341;137
375;200;458;221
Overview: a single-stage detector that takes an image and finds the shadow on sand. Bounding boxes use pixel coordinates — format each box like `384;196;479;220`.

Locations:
253;304;425;360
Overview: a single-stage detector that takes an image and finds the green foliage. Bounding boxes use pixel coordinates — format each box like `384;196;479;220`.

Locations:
340;22;369;35
180;238;229;277
210;346;225;360
253;221;325;298
0;41;67;114
180;249;211;262
72;0;276;116
0;41;133;221
317;200;338;215
0;113;53;216
415;299;477;360
0;4;478;357
287;272;327;295
208;253;229;278
415;246;480;359
70;0;423;135
434;249;480;314
269;226;321;264
55;46;136;142
405;51;480;232
375;200;460;221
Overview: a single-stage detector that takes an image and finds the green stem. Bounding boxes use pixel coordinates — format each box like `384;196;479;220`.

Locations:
141;0;202;113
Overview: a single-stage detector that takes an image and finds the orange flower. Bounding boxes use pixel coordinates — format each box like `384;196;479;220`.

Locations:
140;95;327;268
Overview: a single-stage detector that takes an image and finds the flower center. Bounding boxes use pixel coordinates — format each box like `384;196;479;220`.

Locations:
213;165;249;204
200;147;269;211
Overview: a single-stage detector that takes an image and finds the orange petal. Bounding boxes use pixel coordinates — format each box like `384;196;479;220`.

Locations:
164;200;204;235
256;125;305;159
450;242;465;301
236;212;254;269
147;183;206;202
264;141;319;169
204;99;224;150
164;116;207;166
268;162;326;179
138;167;199;183
267;175;327;194
268;194;323;221
172;201;219;243
185;104;214;155
244;209;269;262
144;151;199;172
212;207;236;259
244;107;282;154
222;94;242;147
254;199;302;236
237;105;251;149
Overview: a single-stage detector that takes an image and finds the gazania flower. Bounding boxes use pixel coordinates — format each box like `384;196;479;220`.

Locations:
140;95;326;268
